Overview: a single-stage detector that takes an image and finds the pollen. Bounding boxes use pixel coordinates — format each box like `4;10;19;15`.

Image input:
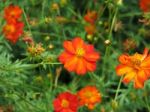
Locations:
84;91;92;98
61;99;69;108
76;48;85;57
4;24;15;34
130;53;143;70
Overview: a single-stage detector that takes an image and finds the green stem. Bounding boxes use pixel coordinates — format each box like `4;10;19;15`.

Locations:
22;8;33;36
145;95;150;112
41;0;46;18
40;62;62;65
108;7;118;40
101;6;118;78
54;75;59;88
114;76;123;101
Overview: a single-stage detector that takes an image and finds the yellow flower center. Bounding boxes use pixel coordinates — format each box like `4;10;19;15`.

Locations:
130;53;143;70
61;99;69;108
4;24;15;34
76;48;85;57
84;91;92;98
10;11;16;17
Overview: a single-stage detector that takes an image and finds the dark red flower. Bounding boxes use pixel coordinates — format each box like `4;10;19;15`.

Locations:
84;11;97;24
2;21;24;44
140;0;150;12
53;92;79;112
4;5;22;23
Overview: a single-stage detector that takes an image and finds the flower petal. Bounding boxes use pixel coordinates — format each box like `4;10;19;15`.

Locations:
116;64;133;76
142;48;149;60
72;37;84;50
84;52;100;62
84;60;96;72
134;76;144;89
122;71;136;84
53;99;62;111
59;52;73;64
64;56;78;72
75;58;86;75
118;54;130;65
141;56;150;68
63;41;75;54
85;45;94;53
137;70;148;82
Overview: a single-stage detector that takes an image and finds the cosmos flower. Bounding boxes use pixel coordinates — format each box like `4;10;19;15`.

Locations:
77;86;101;110
84;10;97;24
116;48;150;89
84;24;96;35
53;92;79;112
139;0;150;12
4;5;23;23
2;21;24;44
59;37;100;75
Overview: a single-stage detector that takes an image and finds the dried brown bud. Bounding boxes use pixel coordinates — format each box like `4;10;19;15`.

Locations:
51;3;59;11
27;43;45;56
123;38;136;51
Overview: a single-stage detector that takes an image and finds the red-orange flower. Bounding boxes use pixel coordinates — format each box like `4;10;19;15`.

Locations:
116;48;150;89
53;92;79;112
4;5;22;23
59;37;100;75
84;11;98;24
84;24;96;35
2;22;24;44
77;86;101;110
139;0;150;12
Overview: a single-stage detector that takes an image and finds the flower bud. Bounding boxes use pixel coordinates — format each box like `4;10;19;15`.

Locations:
111;100;118;110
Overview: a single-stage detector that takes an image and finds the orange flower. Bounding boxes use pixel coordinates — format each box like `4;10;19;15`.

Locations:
84;24;96;35
77;86;101;110
139;0;150;12
53;92;79;112
116;48;150;89
59;37;100;75
84;11;98;24
4;5;22;23
2;22;24;44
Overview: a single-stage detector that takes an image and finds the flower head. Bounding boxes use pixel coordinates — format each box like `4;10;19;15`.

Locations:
116;48;150;89
85;24;96;35
84;11;98;24
2;21;24;44
4;5;22;23
27;43;45;56
139;0;150;12
53;92;79;112
59;37;100;75
77;86;101;110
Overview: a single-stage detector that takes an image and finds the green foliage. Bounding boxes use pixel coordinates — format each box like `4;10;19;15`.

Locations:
0;0;150;112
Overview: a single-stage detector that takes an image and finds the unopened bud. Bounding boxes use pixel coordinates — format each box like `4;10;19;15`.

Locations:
111;100;118;110
117;0;123;6
87;34;93;41
49;44;54;49
104;39;111;45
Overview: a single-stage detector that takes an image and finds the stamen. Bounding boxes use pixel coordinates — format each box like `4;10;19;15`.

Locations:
76;48;85;57
61;99;69;108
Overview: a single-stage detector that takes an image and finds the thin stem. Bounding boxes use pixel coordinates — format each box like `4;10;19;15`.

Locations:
144;95;150;112
108;7;118;40
40;62;62;65
41;0;46;18
54;74;60;88
101;6;119;78
114;76;123;101
22;8;33;36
